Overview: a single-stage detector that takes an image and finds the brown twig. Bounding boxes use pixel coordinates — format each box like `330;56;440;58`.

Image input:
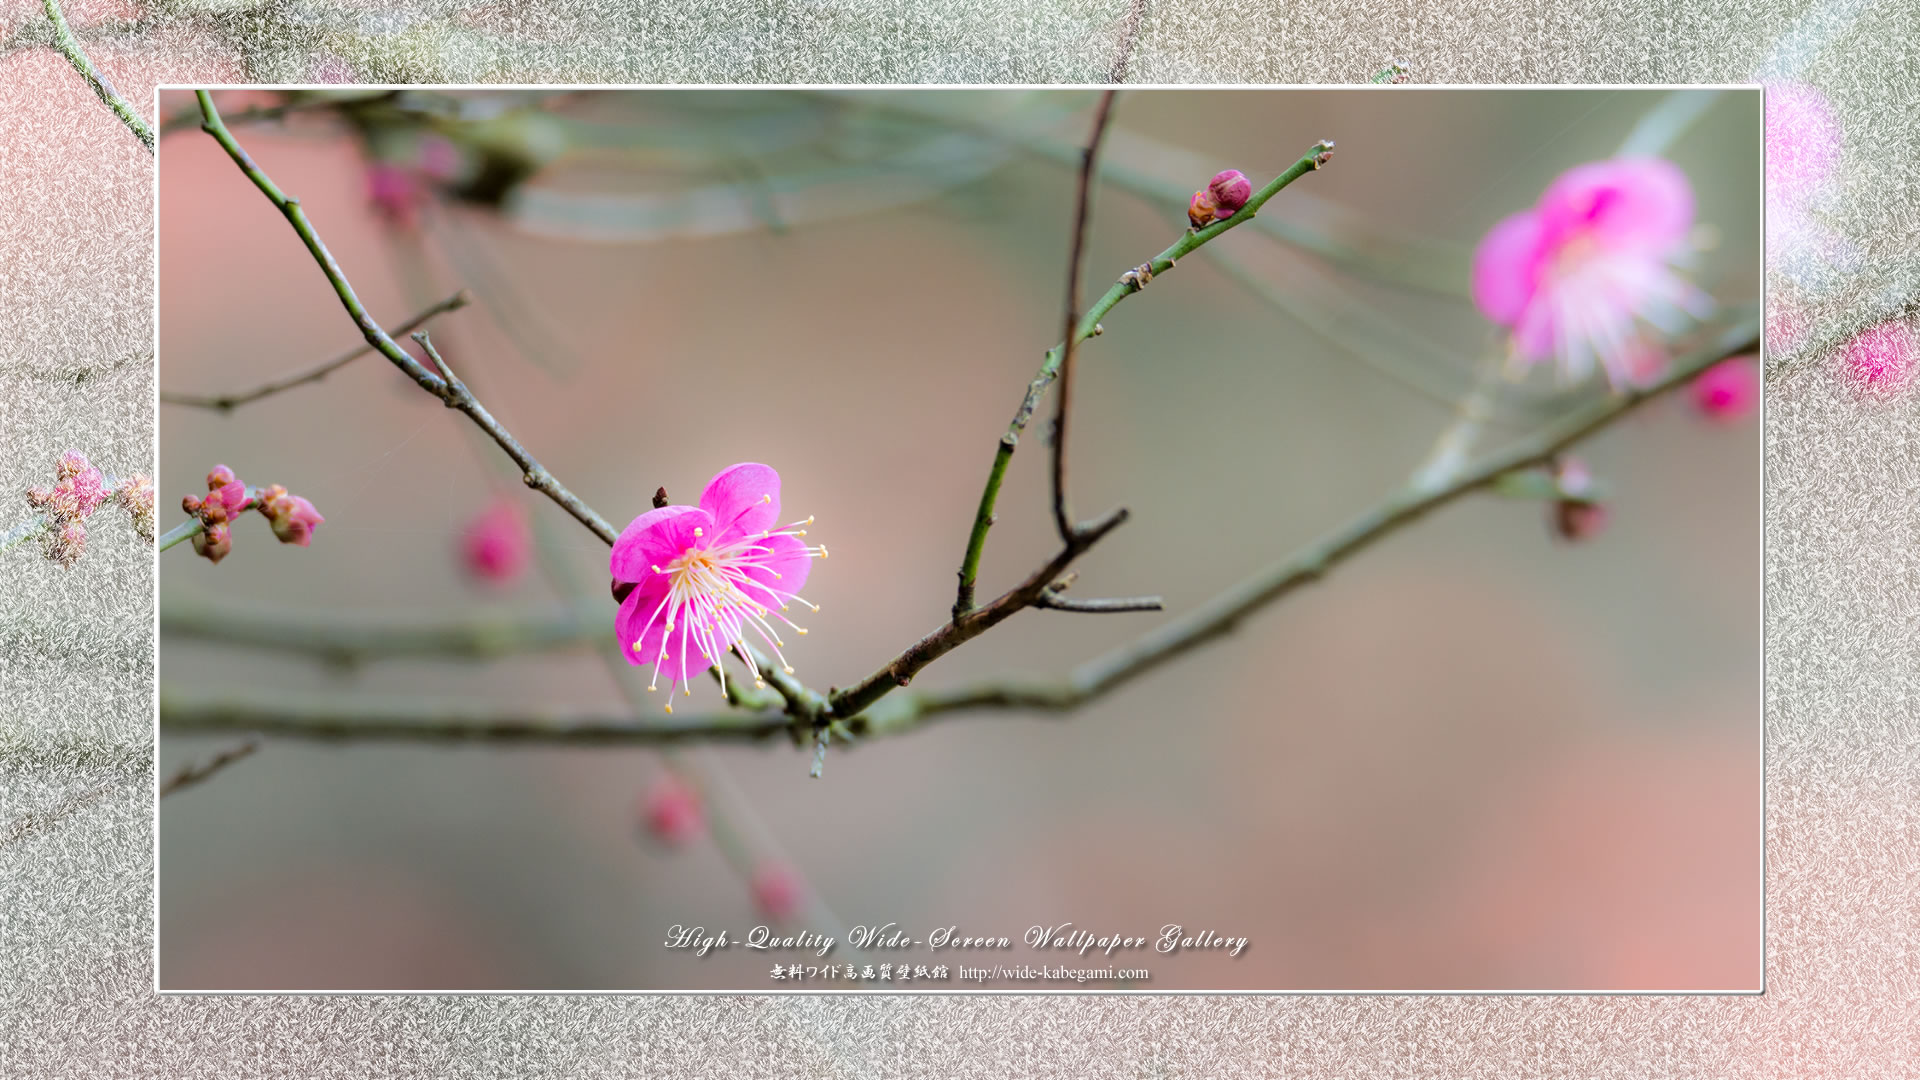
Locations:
158;741;259;798
1051;89;1119;546
160;291;471;411
1108;0;1148;83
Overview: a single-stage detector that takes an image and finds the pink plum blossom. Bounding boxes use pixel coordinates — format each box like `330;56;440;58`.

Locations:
115;474;156;541
609;464;826;713
749;861;804;923
1842;320;1917;394
1691;356;1759;421
461;496;532;584
640;776;705;848
1472;158;1711;389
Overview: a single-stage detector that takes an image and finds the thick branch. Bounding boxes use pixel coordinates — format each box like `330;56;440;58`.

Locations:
42;0;153;153
161;291;471;411
162;603;607;663
162;693;799;746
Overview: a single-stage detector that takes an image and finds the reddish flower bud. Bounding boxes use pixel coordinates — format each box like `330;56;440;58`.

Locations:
44;520;86;568
116;475;157;541
1691;356;1759;421
749;861;804;923
265;494;325;547
366;162;425;229
1548;458;1607;542
206;465;238;491
193;521;232;564
182;493;204;515
1208;169;1252;216
28;485;55;510
639;776;705;849
1842;320;1916;394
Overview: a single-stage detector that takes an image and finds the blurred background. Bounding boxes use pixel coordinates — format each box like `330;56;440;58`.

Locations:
156;88;1760;991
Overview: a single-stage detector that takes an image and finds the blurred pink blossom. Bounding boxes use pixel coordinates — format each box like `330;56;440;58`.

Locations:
1472;158;1710;389
1765;81;1840;210
365;162;426;228
1549;458;1608;543
749;862;803;923
1691;356;1759;421
460;497;532;584
1842;320;1917;394
609;463;826;713
639;776;705;849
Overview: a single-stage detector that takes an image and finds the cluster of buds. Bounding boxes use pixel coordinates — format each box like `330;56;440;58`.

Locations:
1187;169;1253;230
180;465;324;564
22;451;152;567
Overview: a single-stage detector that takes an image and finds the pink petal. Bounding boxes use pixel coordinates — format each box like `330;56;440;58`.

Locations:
1537;158;1693;256
1471;211;1547;326
734;531;812;611
699;463;781;544
1765;81;1840;208
212;480;250;514
616;578;663;661
609;505;713;583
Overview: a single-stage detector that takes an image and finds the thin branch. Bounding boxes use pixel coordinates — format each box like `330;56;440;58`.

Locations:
41;0;153;153
194;91;450;397
411;331;619;544
1108;0;1147;83
158;741;258;798
160;291;471;411
954;136;1335;619
1051;90;1119;545
0;775;118;852
196;92;618;545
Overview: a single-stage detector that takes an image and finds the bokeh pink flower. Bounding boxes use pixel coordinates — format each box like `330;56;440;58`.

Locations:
1549;457;1608;543
749;861;804;923
640;776;705;849
1472;158;1711;389
609;463;826;713
1691;356;1759;421
461;497;532;584
1841;320;1917;394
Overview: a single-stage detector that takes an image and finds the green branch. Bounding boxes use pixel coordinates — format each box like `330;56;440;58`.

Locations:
953;137;1335;619
42;0;153;153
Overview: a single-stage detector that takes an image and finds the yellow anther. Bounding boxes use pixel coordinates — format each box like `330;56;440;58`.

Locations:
763;494;772;503
783;666;794;674
693;527;703;537
796;628;808;635
664;703;674;714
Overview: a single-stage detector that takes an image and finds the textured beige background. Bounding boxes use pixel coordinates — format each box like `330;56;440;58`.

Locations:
3;0;1919;1074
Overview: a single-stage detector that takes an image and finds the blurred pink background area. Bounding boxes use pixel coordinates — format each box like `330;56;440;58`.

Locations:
157;89;1760;991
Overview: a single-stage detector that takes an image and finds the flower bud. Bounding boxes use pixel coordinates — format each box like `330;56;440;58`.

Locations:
56;450;91;480
639;776;705;849
265;493;324;547
116;475;157;541
193;521;232;564
1208;169;1252;216
207;464;238;491
1548;457;1608;542
182;493;204;515
44;520;86;568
